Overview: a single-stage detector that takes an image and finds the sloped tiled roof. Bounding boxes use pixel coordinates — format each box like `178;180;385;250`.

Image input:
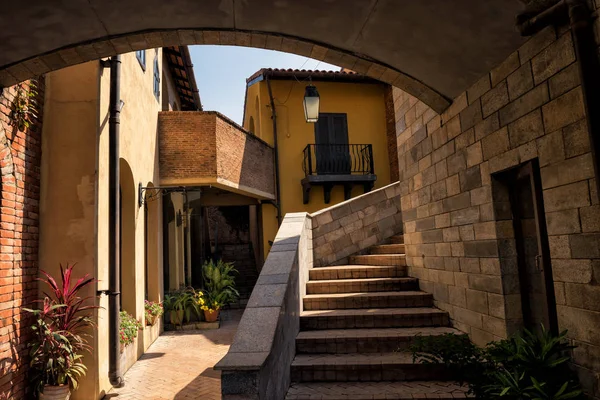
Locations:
246;68;380;84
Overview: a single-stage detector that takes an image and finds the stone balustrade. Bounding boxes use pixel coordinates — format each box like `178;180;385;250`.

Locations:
215;213;313;400
312;181;403;267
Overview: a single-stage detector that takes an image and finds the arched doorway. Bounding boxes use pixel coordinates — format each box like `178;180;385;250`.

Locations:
144;182;161;302
119;158;137;316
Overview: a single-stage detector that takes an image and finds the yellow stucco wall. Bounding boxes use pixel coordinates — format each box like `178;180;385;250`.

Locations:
243;78;391;257
40;49;172;399
40;61;102;398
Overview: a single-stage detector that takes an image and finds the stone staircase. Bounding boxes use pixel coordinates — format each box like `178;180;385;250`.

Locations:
286;234;469;399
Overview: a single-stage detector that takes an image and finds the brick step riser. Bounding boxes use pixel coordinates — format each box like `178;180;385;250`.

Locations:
291;364;450;383
369;245;406;255
300;314;449;331
349;256;406;266
309;267;407;281
296;337;433;354
303;295;433;310
306;280;418;295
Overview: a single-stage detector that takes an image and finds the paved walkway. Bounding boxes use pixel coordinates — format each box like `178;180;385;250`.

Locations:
107;310;242;400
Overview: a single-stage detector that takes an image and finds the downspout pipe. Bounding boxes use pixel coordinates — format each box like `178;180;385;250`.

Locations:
517;0;600;202
266;77;283;226
104;55;124;388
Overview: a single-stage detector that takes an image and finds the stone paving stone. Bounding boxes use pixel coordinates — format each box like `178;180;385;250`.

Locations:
107;310;242;400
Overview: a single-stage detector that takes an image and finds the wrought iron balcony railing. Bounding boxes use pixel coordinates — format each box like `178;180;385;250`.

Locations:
302;144;374;177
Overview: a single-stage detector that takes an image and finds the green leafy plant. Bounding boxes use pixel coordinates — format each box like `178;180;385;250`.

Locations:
10;80;39;131
144;300;163;326
119;311;142;346
410;327;583;399
164;287;200;326
198;259;239;311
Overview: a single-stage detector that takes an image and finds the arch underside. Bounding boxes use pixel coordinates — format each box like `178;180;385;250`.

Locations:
0;1;527;114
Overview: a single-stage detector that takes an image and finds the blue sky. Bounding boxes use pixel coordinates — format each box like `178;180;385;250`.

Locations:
189;46;338;124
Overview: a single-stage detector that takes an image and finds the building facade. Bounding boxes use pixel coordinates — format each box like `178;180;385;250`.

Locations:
242;69;398;260
37;46;200;399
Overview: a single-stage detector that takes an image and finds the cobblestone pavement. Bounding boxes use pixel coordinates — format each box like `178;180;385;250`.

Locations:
106;309;242;400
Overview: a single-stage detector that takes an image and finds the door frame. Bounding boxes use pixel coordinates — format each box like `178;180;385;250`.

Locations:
509;159;559;335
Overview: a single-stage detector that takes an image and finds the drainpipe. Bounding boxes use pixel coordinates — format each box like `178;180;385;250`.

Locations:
266;77;282;226
103;55;124;388
517;0;600;202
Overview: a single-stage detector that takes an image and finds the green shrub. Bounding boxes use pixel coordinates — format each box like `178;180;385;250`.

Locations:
410;326;583;399
198;259;239;311
164;287;200;326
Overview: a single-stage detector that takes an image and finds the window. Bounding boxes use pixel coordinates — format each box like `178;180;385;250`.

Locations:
153;56;160;100
136;50;146;70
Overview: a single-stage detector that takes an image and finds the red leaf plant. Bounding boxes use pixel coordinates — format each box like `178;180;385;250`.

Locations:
36;263;99;353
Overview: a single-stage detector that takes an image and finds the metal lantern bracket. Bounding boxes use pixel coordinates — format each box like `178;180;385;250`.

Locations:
138;183;194;207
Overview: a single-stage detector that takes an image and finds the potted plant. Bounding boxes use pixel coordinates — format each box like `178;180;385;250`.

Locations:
119;311;142;352
164;287;200;327
197;260;239;322
144;300;163;326
25;264;97;399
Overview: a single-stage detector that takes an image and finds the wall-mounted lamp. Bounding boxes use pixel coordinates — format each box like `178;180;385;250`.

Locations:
303;85;320;123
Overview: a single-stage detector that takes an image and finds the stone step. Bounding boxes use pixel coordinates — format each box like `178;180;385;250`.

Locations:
291;353;451;383
349;254;406;266
306;278;418;295
303;291;433;310
389;235;405;244
286;381;470;399
296;326;462;354
300;307;449;330
369;244;406;254
309;265;407;281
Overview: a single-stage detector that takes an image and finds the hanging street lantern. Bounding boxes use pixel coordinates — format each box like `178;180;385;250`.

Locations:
303;84;320;123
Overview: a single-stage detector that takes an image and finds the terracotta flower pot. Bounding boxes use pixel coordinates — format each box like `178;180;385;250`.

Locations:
203;309;219;322
40;384;71;400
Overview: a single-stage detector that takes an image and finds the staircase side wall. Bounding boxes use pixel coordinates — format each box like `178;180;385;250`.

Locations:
311;182;403;267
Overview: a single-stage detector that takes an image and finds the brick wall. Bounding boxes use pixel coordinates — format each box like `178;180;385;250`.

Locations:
393;25;600;398
0;79;43;399
158;111;275;199
312;182;402;267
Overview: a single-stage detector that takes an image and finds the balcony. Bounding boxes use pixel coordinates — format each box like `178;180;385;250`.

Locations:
301;144;377;204
158;111;275;200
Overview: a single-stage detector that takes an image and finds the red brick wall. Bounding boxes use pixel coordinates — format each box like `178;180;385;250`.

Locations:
0;79;44;399
159;111;275;198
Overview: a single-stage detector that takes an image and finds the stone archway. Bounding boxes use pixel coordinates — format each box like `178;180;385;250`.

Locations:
0;1;528;113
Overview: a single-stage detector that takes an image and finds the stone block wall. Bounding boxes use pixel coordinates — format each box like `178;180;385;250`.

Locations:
393;24;600;397
158;111;275;199
312;182;402;267
0;79;44;399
